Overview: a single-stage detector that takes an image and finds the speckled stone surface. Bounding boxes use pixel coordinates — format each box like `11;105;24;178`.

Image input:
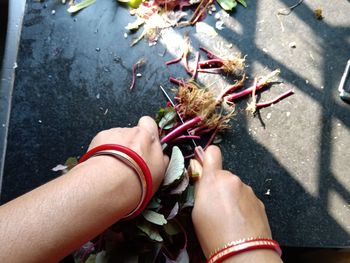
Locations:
1;0;350;247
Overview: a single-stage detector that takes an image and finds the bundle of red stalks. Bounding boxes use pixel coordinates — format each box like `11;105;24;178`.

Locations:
159;46;294;156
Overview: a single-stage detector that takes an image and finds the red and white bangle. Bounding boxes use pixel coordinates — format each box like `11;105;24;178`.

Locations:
207;237;282;263
79;144;153;220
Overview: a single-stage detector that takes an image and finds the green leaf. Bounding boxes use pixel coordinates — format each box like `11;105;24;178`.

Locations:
163;146;185;186
85;254;96;263
137;221;163;242
216;0;237;11
128;0;142;8
167;202;179;220
182;185;194;209
237;0;247;7
156;107;177;130
147;198;161;209
159;111;177;130
142;210;167;225
95;251;109;263
67;0;96;13
163;222;180;236
169;172;189;195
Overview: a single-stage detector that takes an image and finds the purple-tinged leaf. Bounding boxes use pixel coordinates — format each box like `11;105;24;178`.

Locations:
167;202;179;220
169;172;189;195
163;248;189;263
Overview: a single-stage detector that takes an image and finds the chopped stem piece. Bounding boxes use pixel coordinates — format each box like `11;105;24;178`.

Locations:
246;78;258;114
192;52;200;79
224;70;280;102
189;0;206;24
199;46;220;59
169;77;184;86
216;75;245;103
197;68;222;74
165;57;182;65
199;59;224;68
190;0;213;24
256;89;294;108
129;59;145;90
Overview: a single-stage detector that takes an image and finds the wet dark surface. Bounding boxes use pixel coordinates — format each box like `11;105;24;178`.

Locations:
1;0;350;247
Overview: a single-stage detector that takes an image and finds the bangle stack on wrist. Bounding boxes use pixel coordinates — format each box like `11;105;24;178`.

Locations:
79;144;153;220
207;237;282;263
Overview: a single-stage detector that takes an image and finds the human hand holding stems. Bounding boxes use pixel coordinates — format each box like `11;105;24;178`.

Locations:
192;146;283;263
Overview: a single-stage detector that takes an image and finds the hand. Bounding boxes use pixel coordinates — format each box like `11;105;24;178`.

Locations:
192;146;280;262
88;116;169;194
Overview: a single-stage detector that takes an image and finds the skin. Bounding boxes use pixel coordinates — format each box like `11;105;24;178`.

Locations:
0;116;281;263
0;117;168;263
192;146;283;262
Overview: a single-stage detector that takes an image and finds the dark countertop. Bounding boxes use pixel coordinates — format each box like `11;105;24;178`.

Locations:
1;0;350;247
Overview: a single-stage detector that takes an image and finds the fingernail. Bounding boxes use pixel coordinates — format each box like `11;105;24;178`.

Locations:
194;146;204;165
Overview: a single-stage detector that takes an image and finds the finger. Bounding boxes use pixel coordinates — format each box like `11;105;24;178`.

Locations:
202;145;223;176
137;116;159;140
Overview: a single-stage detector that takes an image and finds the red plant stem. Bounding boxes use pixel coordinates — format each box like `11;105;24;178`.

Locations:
171;135;201;144
204;127;219;150
251;78;258;105
197;68;222;74
191;0;214;24
192;52;200;79
196;128;213;135
216;81;245;103
184;153;195;159
224;80;268;102
169;77;184;86
256;89;294;108
199;46;221;59
189;0;206;24
165;56;182;65
188;124;207;135
129;63;138;90
199;59;224;68
183;57;192;75
161;116;202;144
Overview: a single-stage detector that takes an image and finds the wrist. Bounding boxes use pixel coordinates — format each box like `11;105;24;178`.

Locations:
207;238;282;263
222;249;283;263
79;144;153;219
81;155;142;218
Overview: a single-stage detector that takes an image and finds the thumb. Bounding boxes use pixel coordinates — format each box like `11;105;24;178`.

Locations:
193;146;222;196
202;145;223;176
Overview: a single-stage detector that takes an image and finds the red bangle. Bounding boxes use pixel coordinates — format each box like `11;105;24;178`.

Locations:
79;144;153;220
207;238;282;263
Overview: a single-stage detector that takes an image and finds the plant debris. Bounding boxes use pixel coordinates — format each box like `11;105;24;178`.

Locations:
276;0;304;16
129;58;146;90
67;0;96;13
314;8;323;20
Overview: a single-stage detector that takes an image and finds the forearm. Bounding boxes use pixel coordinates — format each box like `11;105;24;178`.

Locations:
0;156;141;263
